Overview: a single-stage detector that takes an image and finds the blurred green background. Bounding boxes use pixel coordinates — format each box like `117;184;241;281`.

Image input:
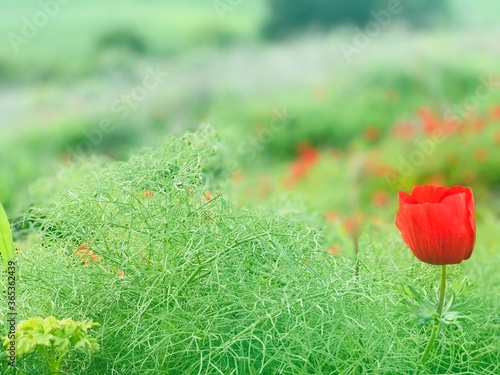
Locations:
1;0;500;217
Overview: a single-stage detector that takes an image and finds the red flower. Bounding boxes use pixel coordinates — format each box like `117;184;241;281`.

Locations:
363;126;380;142
297;143;318;166
324;211;340;223
327;245;342;255
74;242;102;264
231;169;245;184
142;190;154;197
283;143;319;188
392;122;416;141
341;213;365;239
395;185;475;265
372;191;389;207
426;173;445;186
471;118;484;132
490;105;500;119
473;148;488;162
419;108;440;136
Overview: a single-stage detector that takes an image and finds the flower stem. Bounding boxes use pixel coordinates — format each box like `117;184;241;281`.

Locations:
420;265;446;365
353;235;359;277
437;265;446;315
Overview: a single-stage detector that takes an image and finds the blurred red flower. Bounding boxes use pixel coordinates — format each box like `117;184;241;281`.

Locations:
231;169;245;184
419;108;460;136
74;242;102;265
284;142;319;188
426;173;445;186
363;126;380;142
489;105;500;119
327;245;342;255
473;148;488;162
297;142;318;166
471;118;484;132
372;191;389;207
142;190;154;197
392;122;416;141
341;213;365;239
395;185;475;265
419;108;440;136
289;161;308;181
324;211;340;223
364;158;397;177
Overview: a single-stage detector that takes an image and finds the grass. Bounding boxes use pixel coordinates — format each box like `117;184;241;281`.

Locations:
1;128;498;374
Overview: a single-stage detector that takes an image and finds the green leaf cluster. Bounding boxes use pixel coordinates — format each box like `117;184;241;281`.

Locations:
400;276;480;329
3;316;98;374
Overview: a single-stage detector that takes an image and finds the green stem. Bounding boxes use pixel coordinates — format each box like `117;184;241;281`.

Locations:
419;318;439;366
420;265;446;366
353;235;359;277
436;265;446;315
38;345;64;374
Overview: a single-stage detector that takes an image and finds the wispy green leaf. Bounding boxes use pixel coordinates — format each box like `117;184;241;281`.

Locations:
0;203;15;270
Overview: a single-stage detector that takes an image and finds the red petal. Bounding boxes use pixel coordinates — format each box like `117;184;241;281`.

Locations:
463;188;476;260
398;191;417;204
410;185;448;203
438;185;469;202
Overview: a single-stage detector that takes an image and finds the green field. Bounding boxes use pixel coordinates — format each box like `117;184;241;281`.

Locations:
0;0;264;81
